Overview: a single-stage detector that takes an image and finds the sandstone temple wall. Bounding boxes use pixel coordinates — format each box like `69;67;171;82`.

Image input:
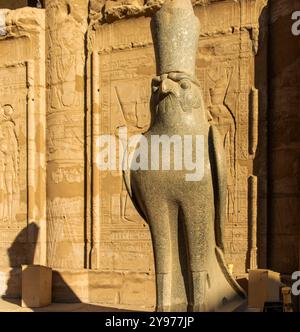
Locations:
0;0;299;307
268;0;300;274
46;0;88;271
0;7;46;297
87;0;269;277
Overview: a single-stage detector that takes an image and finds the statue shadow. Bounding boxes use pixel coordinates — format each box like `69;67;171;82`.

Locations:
2;222;40;304
2;222;83;307
1;222;137;312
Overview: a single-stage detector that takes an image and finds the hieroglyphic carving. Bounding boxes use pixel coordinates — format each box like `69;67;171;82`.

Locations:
2;8;47;269
248;175;258;270
195;30;255;271
51;166;84;184
0;55;45;270
90;50;101;269
0;64;27;229
92;40;154;272
249;87;259;156
47;197;84;268
85;0;267;280
0;0;271;304
89;1;268;275
207;65;237;222
0;104;20;223
46;0;88;269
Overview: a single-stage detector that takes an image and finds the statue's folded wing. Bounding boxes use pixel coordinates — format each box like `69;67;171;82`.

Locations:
122;139;147;222
209;125;226;251
209;125;246;298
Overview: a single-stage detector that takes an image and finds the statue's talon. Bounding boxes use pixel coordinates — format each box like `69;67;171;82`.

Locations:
156;273;172;312
189;271;208;312
156;305;171;312
188;304;206;312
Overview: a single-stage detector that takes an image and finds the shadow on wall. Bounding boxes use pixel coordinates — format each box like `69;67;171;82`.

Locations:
0;0;44;10
253;1;300;275
1;223;136;312
2;222;39;303
265;2;300;274
1;222;81;307
52;271;81;304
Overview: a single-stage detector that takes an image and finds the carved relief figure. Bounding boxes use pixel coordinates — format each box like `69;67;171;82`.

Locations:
207;67;236;220
49;3;85;112
114;81;150;223
124;0;245;311
0;104;19;223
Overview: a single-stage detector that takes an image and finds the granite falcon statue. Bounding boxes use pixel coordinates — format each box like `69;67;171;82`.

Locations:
124;0;246;312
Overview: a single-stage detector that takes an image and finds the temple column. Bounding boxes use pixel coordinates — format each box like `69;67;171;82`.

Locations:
45;0;89;269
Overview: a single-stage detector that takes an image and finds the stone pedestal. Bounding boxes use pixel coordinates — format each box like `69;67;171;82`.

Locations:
21;265;52;308
248;269;281;310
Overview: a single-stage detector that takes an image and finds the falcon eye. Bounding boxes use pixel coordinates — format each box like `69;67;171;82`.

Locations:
152;85;159;93
151;77;161;93
180;80;191;90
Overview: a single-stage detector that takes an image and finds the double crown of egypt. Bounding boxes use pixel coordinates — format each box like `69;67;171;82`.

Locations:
151;0;200;79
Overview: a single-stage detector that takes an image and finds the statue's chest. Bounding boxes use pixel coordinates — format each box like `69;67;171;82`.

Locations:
131;126;213;188
144;125;211;164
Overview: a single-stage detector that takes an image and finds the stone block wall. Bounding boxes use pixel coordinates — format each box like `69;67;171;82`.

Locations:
0;0;299;305
268;0;300;274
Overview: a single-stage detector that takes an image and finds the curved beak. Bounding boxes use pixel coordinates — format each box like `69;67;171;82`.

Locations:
160;78;179;97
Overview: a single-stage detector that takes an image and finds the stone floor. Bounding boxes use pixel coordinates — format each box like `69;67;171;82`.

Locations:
0;298;260;312
0;298;154;312
0;297;259;312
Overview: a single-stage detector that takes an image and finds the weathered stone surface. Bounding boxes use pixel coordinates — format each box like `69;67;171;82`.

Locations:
0;268;21;298
1;267;155;307
268;0;300;274
0;7;46;274
46;0;89;269
53;269;155;307
125;0;246;312
2;0;298;311
89;0;227;24
89;0;269;286
21;265;52;308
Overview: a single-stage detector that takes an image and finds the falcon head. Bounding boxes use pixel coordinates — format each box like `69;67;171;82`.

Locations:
151;72;204;115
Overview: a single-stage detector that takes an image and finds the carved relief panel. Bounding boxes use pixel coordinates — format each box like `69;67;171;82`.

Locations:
0;63;27;267
197;31;255;271
90;0;268;275
91;20;155;272
46;0;88;269
0;8;46;271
